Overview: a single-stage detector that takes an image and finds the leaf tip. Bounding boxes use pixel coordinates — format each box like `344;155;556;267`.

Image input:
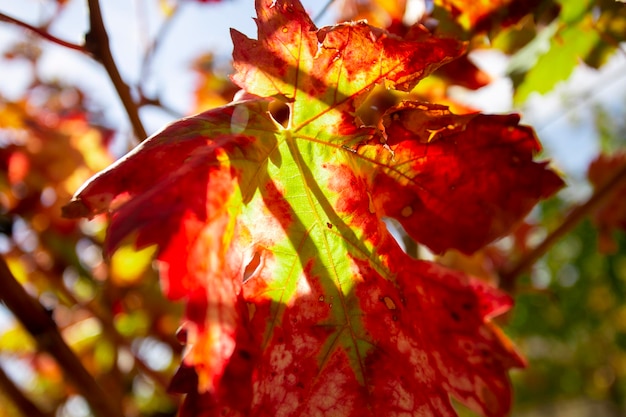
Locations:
61;199;93;219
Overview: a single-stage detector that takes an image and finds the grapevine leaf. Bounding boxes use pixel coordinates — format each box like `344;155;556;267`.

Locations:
362;101;565;254
63;0;563;416
230;0;464;138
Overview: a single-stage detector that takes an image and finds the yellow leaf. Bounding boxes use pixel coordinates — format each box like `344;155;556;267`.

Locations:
110;244;157;286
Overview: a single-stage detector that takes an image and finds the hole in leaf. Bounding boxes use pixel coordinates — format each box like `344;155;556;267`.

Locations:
268;100;290;127
354;84;400;126
243;250;262;282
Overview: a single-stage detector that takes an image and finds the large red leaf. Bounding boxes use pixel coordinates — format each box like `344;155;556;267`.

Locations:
362;101;564;254
63;0;563;416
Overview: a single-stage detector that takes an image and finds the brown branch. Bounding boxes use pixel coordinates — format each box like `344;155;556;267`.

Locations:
0;257;123;417
2;7;148;141
0;365;54;417
85;0;147;141
50;275;174;391
0;12;87;54
500;159;626;286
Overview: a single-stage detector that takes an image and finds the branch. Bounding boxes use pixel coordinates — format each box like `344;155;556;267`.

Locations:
500;158;626;285
0;256;123;417
1;7;148;141
0;365;54;417
0;12;86;54
51;275;175;391
85;0;147;140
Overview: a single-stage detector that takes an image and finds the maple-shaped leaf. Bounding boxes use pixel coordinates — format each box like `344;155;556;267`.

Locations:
63;1;563;416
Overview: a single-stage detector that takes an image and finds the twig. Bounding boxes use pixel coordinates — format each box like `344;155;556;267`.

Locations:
592;20;626;60
500;158;626;285
1;7;148;141
56;279;174;391
140;95;185;118
0;12;87;54
0;256;123;417
0;364;54;417
85;0;147;140
314;0;337;23
137;1;180;91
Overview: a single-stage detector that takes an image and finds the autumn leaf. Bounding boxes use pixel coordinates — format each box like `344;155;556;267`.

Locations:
433;0;544;32
63;0;563;416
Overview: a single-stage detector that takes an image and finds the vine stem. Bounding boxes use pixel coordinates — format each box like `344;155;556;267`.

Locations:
0;12;86;53
85;0;147;140
500;158;626;285
0;257;123;417
1;7;148;141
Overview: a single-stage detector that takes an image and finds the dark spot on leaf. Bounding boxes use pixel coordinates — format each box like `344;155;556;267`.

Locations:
327;222;333;229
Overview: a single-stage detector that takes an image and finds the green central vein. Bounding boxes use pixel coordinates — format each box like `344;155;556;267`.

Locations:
284;132;369;386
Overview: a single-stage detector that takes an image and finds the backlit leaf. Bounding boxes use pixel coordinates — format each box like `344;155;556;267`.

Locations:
63;1;563;416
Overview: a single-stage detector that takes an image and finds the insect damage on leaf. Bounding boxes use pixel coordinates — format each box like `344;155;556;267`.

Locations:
63;0;563;416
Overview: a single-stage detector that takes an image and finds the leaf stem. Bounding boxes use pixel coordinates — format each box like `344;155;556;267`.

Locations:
500;158;626;286
85;0;147;141
0;256;123;417
0;12;87;54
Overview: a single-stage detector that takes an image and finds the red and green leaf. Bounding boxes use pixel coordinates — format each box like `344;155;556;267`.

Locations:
63;0;563;416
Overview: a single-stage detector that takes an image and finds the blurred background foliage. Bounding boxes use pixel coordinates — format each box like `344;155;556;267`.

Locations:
0;0;625;416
